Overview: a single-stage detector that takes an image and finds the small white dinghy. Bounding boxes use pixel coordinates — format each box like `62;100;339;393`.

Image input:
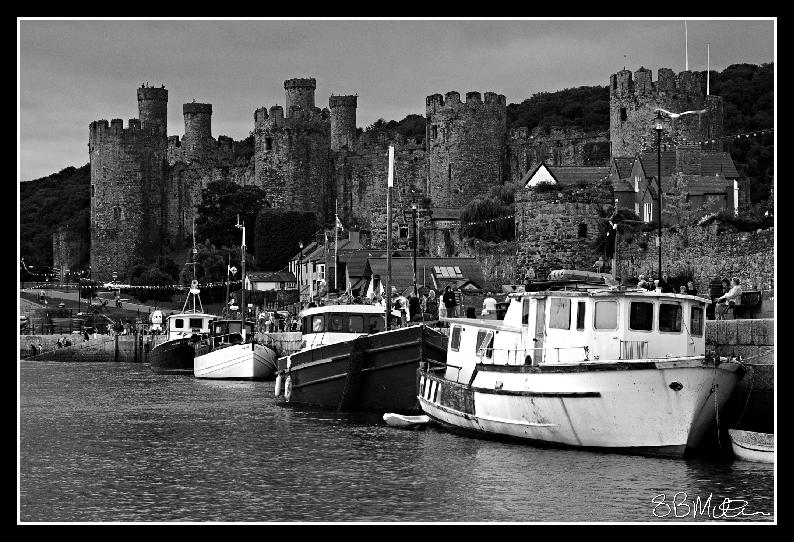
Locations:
728;429;774;464
383;413;430;429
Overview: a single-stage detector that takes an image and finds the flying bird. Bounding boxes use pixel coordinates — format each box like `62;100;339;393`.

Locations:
655;108;708;119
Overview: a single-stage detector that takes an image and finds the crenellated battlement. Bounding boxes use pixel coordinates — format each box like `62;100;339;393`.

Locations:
425;90;507;115
329;94;358;108
258;103;329;132
183;102;212;115
89;117;162;144
284;78;316;90
609;67;708;97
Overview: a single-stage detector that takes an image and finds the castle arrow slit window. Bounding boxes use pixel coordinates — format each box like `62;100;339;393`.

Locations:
578;223;587;237
265;137;273;151
620;107;627;122
432;125;438;140
113;207;122;221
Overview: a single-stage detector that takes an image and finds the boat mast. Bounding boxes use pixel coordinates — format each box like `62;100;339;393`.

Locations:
386;145;394;330
235;214;246;341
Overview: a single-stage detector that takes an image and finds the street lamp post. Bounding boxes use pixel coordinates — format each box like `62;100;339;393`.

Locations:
654;112;664;279
298;241;304;310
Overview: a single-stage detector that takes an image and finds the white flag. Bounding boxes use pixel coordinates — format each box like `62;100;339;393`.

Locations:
335;215;343;231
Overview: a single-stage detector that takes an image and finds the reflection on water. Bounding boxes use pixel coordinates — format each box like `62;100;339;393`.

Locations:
19;361;774;522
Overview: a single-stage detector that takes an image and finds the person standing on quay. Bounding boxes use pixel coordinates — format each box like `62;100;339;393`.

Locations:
442;286;458;318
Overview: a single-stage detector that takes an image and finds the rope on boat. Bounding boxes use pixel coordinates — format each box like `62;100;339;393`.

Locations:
736;363;756;429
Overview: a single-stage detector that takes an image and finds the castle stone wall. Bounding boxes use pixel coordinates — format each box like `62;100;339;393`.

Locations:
52;225;89;281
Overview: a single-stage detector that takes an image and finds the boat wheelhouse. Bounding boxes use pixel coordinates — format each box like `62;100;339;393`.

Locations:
149;283;215;376
193;319;278;380
275;303;447;412
418;274;745;457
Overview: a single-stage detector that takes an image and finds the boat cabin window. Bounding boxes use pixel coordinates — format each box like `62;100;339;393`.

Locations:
189;318;204;329
522;299;530;325
549;297;571;329
659;304;682;333
348;315;365;333
311;315;324;332
576;301;586;331
594;301;618;330
367;316;385;333
629;301;654;331
690;306;704;336
174;318;184;329
328;314;344;332
450;325;461;351
476;330;494;358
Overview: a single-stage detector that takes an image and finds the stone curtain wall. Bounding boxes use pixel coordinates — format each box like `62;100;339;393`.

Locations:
515;189;612;280
461;239;519;289
507;127;610;184
53;225;89;281
617;225;774;296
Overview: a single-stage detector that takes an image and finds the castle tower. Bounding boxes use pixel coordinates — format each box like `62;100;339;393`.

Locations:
329;95;357;151
182;102;213;162
284;78;316;116
425;90;507;208
137;85;169;135
609;67;724;156
90;87;168;282
254;79;332;223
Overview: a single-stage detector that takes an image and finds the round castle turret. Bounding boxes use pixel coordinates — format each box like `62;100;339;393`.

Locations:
284;78;316;116
329;94;357;151
89;98;167;282
610;67;723;156
425;90;507;208
137;85;168;135
182;102;213;162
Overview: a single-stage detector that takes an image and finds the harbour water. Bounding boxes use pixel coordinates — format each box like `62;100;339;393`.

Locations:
19;361;774;523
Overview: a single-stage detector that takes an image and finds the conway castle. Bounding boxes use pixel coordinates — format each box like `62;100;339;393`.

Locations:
86;68;723;281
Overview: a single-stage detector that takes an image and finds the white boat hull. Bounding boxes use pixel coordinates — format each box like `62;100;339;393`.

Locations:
418;359;743;457
194;343;277;379
728;429;774;463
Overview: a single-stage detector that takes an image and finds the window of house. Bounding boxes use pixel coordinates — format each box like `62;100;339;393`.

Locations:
312;262;317;273
522;299;530;325
578;223;587;238
399;225;408;238
659;304;682;333
174;318;184;329
576;301;586;330
629;302;654;331
549;297;571;330
634;176;639;192
643;202;653;222
634;202;640;216
690;306;704;336
265;137;273;151
450;325;462;351
620;107;627;122
594;301;618;330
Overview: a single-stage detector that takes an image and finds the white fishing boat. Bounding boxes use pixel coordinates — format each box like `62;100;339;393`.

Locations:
193;319;277;380
417;271;746;457
193;214;276;380
728;429;774;463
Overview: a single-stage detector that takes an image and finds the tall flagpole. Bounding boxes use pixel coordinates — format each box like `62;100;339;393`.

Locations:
685;20;689;71
707;43;710;95
386;145;394;330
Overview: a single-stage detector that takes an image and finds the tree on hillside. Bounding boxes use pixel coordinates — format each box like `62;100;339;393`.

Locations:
194;180;270;254
255;209;319;271
178;242;233;285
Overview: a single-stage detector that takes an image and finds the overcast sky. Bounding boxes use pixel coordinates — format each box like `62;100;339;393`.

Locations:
19;18;775;182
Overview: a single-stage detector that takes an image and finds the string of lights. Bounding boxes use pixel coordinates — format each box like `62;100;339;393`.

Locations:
507;127;772;147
